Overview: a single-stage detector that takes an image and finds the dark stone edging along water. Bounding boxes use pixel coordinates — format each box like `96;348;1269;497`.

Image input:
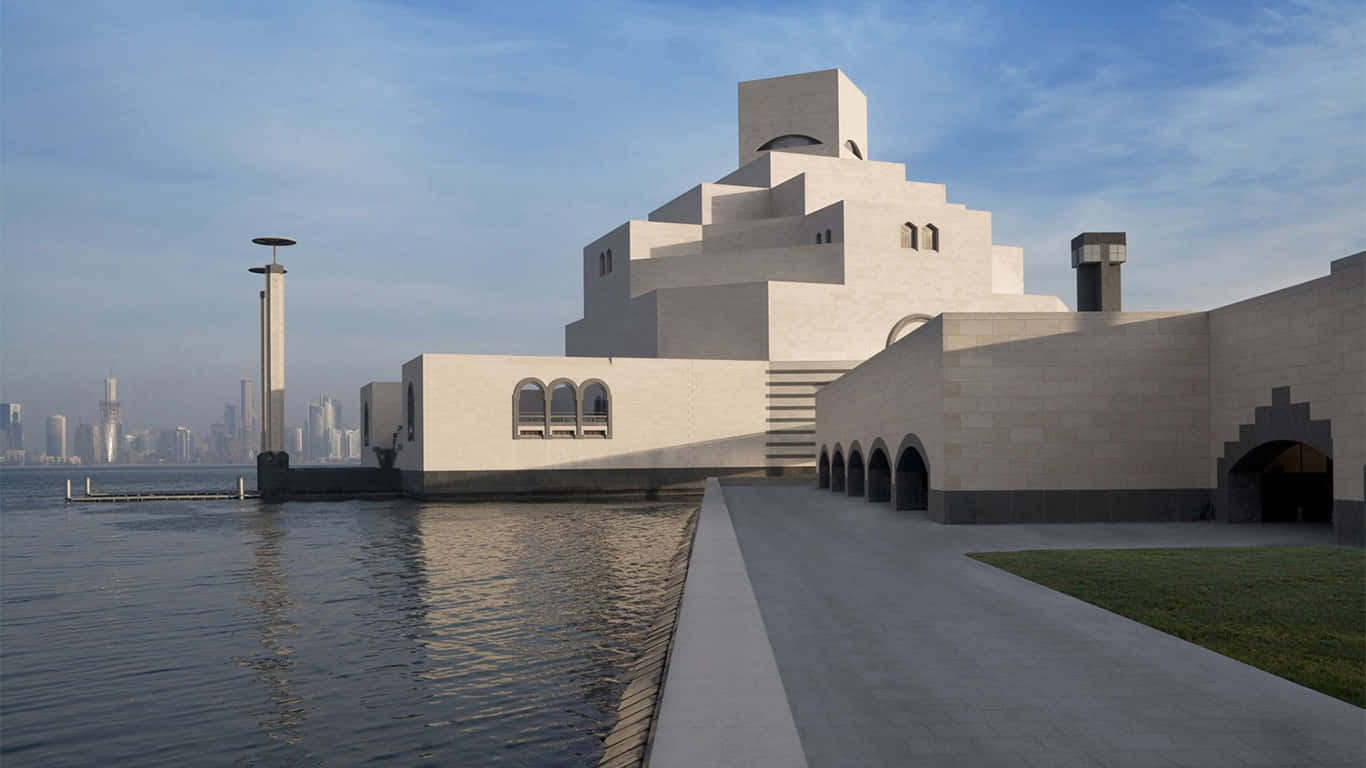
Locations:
597;507;700;768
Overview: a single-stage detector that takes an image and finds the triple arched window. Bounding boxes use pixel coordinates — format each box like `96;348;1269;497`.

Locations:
513;378;612;439
900;221;939;251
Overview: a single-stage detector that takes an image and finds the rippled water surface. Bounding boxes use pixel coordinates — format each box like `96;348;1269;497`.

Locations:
1;467;693;766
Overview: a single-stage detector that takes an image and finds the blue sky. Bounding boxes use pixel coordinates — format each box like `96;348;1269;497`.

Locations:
2;0;1362;440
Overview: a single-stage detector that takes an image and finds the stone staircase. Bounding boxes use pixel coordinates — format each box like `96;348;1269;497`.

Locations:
764;361;858;468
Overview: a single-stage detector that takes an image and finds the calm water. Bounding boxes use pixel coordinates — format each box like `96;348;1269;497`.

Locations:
0;466;693;766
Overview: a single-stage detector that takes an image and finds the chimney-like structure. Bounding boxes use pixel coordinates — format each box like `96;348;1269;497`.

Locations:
1071;232;1126;311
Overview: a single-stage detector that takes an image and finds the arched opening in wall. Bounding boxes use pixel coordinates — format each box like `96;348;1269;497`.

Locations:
825;228;832;243
818;450;830;489
514;380;547;438
1228;441;1333;523
847;449;865;498
581;380;611;438
549;380;578;438
816;232;823;244
831;450;846;493
606;249;613;274
901;222;918;249
844;139;864;160
895;445;929;511
363;402;370;447
886;313;934;349
758;134;822;151
867;448;891;503
925;223;940;251
406;383;415;442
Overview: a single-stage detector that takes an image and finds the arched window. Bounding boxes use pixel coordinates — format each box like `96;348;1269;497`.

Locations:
549;380;578;438
406;383;415;442
926;223;940;251
757;134;822;151
363;401;370;447
816;232;823;244
901;222;918;249
598;251;605;276
581;380;611;438
514;379;547;438
606;249;613;274
844;139;864;160
825;228;832;243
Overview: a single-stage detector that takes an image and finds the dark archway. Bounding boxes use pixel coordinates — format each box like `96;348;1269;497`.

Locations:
895;442;929;511
1228;441;1333;523
1217;386;1334;524
847;448;865;498
818;449;830;489
831;449;846;493
868;448;891;503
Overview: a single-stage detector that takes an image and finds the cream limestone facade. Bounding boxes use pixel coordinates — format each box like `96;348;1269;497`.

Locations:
816;253;1365;545
357;68;1361;544
363;69;1066;496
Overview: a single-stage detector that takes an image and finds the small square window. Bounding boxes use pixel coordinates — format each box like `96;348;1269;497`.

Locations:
1108;244;1127;263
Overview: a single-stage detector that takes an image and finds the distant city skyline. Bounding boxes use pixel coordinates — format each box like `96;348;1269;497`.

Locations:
0;371;359;464
2;1;1361;435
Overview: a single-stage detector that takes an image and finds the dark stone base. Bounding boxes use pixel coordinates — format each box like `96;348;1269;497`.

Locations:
404;466;814;501
1335;498;1365;547
257;452;401;500
931;488;1213;524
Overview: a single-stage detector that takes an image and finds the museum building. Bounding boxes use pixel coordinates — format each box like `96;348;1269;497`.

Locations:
359;69;1364;546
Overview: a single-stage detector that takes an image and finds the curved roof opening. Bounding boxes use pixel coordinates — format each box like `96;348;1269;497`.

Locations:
757;134;822;151
844;139;864;159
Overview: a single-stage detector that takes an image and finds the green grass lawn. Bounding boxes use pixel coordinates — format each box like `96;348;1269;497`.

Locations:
966;546;1366;707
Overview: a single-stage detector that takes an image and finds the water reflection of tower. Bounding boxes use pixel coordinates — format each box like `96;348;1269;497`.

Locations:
238;510;306;745
99;376;122;464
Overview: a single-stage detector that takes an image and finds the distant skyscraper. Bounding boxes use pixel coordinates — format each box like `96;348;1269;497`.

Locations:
46;415;66;460
99;377;122;464
224;404;238;439
321;395;336;432
287;426;304;455
1;403;22;453
343;428;361;461
327;427;342;461
240;378;256;446
308;403;324;459
174;426;193;464
75;423;99;465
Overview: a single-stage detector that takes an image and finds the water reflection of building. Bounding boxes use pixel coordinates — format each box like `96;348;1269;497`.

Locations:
413;503;687;728
238;510;305;744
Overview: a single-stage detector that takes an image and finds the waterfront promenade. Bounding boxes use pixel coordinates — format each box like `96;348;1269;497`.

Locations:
650;482;1364;767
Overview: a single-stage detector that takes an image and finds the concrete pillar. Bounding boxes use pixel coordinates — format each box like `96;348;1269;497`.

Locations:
250;263;287;453
264;264;286;452
1071;232;1126;311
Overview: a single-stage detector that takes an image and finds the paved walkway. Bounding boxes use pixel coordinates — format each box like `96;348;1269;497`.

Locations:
712;483;1364;768
649;479;808;768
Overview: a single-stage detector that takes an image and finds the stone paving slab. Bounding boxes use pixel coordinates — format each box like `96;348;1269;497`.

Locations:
722;484;1364;768
648;479;808;768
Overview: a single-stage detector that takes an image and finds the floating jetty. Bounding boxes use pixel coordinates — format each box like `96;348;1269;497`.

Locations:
65;476;258;503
